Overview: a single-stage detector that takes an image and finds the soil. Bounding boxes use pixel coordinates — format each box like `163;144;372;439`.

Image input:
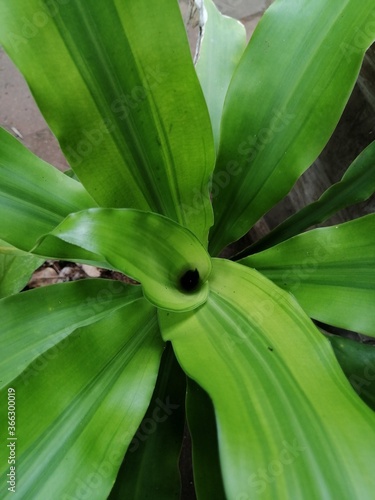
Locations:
23;261;138;291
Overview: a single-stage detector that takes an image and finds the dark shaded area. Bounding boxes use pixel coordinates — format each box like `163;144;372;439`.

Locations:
109;344;187;499
328;335;375;411
179;424;197;500
180;269;200;293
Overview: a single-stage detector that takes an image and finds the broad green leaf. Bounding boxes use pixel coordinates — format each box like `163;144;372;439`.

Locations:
64;168;80;181
0;299;163;500
209;0;375;255
35;208;212;312
243;139;375;255
195;0;246;151
109;343;186;499
0;278;143;389
31;234;112;270
159;259;375;499
0;239;43;298
186;378;226;500
241;215;375;337
0;0;215;245
0;128;97;252
328;335;375;411
0;239;28;257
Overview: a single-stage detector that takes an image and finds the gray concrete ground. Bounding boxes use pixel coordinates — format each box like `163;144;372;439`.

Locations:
0;1;269;172
0;48;68;170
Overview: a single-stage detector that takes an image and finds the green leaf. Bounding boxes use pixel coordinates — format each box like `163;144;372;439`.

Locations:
186;378;226;500
159;259;375;499
0;278;143;389
0;0;215;245
0;239;44;298
209;0;375;255
0;298;163;500
241;215;375;337
0;128;97;252
328;335;375;411
35;208;212;312
243;139;375;255
195;0;246;152
109;343;186;499
64;168;80;181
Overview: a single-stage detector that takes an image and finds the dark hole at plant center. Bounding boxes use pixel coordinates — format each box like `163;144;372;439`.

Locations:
180;269;200;293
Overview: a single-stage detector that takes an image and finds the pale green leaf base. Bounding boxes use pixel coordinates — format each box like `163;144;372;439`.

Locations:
160;259;375;499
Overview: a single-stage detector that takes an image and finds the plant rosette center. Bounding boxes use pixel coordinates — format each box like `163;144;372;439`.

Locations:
32;208;212;312
179;268;201;293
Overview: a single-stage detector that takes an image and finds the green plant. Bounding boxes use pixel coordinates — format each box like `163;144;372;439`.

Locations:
0;0;375;498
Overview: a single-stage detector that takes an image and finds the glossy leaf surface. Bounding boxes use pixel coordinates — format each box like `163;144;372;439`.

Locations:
109;343;186;499
0;128;96;251
0;0;215;245
0;279;142;389
160;259;375;499
242;215;375;336
0;298;163;499
246;139;375;255
0;239;43;298
195;0;246;151
209;0;375;254
35;209;212;311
